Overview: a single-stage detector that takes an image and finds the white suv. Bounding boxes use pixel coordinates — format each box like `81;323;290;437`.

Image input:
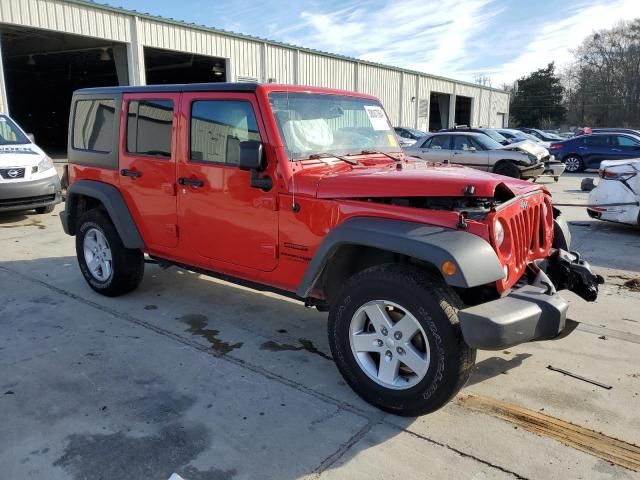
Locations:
0;113;61;214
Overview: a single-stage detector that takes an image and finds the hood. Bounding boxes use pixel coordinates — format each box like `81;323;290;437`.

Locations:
0;143;46;168
308;160;543;199
600;158;640;171
497;139;548;160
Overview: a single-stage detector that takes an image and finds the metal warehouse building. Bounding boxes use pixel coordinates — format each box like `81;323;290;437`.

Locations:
0;0;510;153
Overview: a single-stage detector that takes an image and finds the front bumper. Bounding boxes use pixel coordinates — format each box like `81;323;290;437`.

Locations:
458;248;601;350
519;162;545;178
543;161;566;177
458;285;568;350
0;174;62;212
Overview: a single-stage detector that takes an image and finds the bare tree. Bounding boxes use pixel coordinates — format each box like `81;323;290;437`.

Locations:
564;19;640;127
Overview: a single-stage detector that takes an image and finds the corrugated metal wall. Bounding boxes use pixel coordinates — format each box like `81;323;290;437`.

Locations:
0;0;130;41
0;0;509;128
298;52;356;90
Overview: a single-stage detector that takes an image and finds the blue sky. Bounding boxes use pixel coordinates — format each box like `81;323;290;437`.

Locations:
102;0;640;85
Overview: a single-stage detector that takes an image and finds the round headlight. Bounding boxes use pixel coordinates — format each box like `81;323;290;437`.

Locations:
494;219;505;247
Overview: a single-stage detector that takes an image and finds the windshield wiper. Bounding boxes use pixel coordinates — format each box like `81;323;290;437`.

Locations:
306;152;359;165
353;150;403;162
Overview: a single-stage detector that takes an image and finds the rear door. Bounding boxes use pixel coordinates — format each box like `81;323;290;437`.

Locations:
451;135;489;170
581;135;613;168
177;92;278;272
119;94;179;249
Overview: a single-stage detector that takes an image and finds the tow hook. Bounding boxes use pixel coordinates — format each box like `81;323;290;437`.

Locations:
544;249;604;302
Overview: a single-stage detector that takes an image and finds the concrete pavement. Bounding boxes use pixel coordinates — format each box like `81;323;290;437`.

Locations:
1;173;638;479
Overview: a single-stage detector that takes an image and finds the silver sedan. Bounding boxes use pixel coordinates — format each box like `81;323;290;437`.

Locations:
404;131;547;179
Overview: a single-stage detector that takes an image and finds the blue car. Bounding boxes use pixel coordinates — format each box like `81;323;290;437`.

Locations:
549;133;640;172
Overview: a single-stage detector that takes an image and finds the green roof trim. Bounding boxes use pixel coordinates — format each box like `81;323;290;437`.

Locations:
64;0;509;94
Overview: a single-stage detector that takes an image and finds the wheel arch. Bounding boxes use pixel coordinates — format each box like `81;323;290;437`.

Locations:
297;217;504;302
61;180;144;249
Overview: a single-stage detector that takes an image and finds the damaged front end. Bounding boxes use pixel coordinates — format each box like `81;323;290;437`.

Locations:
542;249;604;302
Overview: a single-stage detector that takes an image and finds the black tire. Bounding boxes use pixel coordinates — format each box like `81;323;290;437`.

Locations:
35;204;55;214
493;161;521;179
328;264;476;416
76;209;144;297
563;155;584;173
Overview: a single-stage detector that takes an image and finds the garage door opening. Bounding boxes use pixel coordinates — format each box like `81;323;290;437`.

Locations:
144;47;227;85
1;25;126;154
454;95;472;127
428;92;450;131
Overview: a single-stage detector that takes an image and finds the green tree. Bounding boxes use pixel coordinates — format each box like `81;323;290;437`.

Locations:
510;63;565;127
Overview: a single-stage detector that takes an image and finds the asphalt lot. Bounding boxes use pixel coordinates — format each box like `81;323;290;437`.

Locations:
1;172;639;480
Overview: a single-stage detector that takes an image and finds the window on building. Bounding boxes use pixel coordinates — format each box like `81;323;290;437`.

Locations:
72;99;116;152
126;100;173;157
190;100;261;164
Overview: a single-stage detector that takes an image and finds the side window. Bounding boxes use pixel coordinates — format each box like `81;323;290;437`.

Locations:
429;135;450;150
190;100;261;165
584;135;609;147
72;99;116;152
126;99;173;158
452;136;474;151
616;135;640;147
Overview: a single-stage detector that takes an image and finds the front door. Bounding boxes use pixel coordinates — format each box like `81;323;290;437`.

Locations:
177;93;278;272
119;94;179;249
613;134;640;160
419;135;452;162
451;135;489;170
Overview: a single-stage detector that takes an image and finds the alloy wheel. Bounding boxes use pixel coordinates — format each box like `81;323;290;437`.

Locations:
83;227;113;282
349;300;430;390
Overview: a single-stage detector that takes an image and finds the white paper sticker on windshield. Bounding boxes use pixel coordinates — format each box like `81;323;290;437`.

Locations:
364;105;390;131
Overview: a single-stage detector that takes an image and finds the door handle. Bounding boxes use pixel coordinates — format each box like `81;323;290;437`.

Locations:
611;149;621;152
120;169;142;178
178;177;204;188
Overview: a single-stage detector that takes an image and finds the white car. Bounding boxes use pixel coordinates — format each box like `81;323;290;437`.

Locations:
587;158;640;225
0;113;61;214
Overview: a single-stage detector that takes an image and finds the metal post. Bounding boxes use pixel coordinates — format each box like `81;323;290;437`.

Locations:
414;77;420;130
398;72;404;126
0;38;9;114
261;42;267;83
127;16;146;85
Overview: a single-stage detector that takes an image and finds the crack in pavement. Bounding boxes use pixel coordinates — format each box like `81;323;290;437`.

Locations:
0;265;531;479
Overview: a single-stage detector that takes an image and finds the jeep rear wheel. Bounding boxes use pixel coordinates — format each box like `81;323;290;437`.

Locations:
328;264;476;416
76;209;144;297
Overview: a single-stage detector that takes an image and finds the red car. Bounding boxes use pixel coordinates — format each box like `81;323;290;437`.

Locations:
60;83;600;415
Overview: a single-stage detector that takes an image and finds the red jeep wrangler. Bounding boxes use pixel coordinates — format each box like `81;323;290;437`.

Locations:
61;83;601;415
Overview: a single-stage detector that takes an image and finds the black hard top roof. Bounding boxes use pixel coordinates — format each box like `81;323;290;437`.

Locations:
75;82;259;95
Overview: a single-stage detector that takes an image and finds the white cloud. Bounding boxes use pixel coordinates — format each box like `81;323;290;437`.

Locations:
469;0;640;85
278;0;640;85
283;0;500;73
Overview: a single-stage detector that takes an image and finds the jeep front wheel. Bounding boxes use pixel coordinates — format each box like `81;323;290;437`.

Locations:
76;209;144;297
328;264;475;416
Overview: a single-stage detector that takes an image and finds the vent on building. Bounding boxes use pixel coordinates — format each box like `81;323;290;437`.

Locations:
418;99;429;118
236;76;259;83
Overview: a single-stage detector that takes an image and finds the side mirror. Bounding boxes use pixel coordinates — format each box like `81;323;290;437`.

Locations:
238;140;264;171
27;133;35;144
238;140;272;191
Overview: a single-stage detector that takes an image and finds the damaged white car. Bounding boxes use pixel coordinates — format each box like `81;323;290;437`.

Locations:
587;159;640;226
0;113;62;214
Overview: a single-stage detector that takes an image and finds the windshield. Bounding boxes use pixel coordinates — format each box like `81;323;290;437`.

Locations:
269;92;400;160
0;115;30;145
474;135;503;150
479;129;507;143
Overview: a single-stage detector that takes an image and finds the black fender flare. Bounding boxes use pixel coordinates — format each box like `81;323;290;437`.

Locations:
297;217;504;298
60;180;144;249
552;209;571;250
